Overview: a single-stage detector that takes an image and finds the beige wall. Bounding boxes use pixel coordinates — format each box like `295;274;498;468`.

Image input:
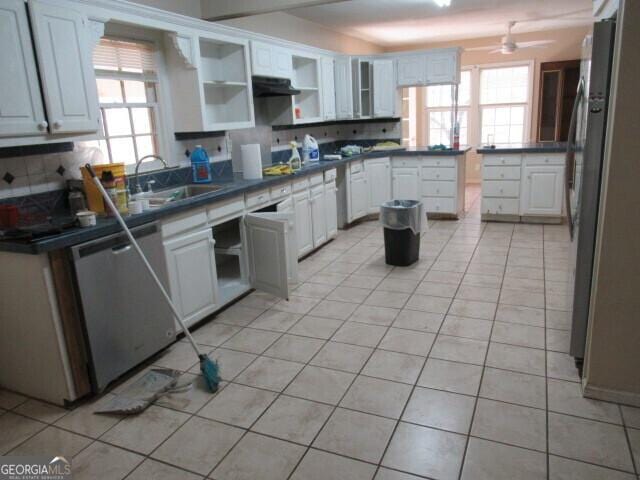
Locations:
583;0;640;404
219;12;384;54
389;26;589;183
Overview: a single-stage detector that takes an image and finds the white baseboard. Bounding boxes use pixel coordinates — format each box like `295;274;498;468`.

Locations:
583;380;640;408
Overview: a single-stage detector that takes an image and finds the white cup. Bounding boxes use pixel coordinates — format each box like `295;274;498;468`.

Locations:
128;200;144;215
76;210;97;227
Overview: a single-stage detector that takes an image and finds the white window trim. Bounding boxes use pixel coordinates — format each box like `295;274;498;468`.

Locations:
476;60;535;146
93;27;176;174
424;68;472;147
422;61;534;148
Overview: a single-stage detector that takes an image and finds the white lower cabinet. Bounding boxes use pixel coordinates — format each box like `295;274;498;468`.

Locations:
520;165;564;216
349;173;368;221
164;228;219;330
244;211;294;299
392;167;420;201
481;153;565;221
310;184;327;247
325;180;338;239
293;190;314;257
365;157;392;213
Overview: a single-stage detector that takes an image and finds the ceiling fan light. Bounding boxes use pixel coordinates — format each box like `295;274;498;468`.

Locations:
433;0;451;7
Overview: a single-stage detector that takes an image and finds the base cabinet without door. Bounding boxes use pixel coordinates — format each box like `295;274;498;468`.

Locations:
164;228;219;329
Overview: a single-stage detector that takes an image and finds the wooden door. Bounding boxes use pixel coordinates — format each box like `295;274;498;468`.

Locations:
293;190;313;257
521;165;564;215
392;167;420;201
366;158;392;213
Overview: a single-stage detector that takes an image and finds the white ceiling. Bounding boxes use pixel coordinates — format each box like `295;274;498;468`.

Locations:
287;0;593;47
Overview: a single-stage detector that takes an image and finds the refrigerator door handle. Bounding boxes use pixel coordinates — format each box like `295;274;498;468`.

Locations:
565;77;585;239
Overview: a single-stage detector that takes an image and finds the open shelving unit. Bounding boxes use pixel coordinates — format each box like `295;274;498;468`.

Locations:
292;54;322;123
167;32;254;132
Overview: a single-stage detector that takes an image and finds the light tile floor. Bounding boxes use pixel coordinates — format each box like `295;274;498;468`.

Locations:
1;193;639;480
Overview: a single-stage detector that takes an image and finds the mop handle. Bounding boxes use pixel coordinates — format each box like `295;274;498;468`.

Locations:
84;164;204;358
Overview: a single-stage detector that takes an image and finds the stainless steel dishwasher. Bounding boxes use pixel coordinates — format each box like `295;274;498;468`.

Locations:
71;221;175;392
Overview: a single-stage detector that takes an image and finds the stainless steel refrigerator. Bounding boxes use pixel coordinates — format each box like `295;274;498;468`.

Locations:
566;19;617;373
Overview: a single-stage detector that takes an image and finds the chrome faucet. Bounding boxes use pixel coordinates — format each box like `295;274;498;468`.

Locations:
134;155;168;193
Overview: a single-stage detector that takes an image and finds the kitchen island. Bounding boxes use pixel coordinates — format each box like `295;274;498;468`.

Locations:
476;143;567;223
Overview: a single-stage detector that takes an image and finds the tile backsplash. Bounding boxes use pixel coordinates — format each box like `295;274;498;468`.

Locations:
0;119;400;202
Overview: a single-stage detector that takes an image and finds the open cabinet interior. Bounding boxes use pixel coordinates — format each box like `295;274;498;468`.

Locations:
211;217;249;305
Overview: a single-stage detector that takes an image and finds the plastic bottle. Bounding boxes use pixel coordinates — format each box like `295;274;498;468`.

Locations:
190;145;212;183
302;134;319;163
452;121;460;150
288;141;302;171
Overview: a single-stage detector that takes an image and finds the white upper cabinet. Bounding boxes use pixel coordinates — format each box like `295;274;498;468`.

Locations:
28;0;99;133
320;56;336;121
0;0;47;137
394;49;460;87
397;55;427;87
425;51;459;85
334;56;353;119
373;59;395;118
244;212;292;300
251;40;292;79
167;31;254;132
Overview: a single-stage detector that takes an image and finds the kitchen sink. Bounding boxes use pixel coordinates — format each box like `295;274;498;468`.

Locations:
137;184;226;208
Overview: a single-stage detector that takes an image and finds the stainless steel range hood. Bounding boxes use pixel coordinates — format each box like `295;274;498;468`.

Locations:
252;76;301;97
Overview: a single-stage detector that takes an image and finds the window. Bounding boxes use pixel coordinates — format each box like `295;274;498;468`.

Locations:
86;38;162;165
479;65;529;145
401;87;417;147
425;70;470;146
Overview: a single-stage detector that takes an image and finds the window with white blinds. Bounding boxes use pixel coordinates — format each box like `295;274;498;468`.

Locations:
93;38;156;75
86;38;163;166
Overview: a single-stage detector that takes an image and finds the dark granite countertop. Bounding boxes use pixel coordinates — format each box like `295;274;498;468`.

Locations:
1;147;469;254
476;142;567;154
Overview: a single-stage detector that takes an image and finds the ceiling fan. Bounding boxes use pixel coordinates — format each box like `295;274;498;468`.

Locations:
466;21;555;55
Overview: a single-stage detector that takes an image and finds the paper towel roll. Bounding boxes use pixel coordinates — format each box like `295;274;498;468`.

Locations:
241;144;263;180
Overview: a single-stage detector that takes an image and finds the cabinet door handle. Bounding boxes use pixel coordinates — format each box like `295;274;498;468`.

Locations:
52;120;62;130
209;238;216;248
500;173;505;178
37;121;48;131
500;188;504;194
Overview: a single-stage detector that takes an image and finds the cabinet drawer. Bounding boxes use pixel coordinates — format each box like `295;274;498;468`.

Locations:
423;196;456;214
523;153;565;166
324;168;337;182
481;197;520;215
270;182;291;200
392;157;420;168
422;180;456;197
309;173;324;186
483;155;522;166
207;196;245;224
162;208;208;238
421;167;456;181
482;180;520;198
422;157;456;168
483;166;521;180
246;188;270;209
349;161;364;174
292;177;310;192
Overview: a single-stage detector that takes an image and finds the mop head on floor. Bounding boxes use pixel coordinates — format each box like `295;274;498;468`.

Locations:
199;354;220;393
94;368;189;415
